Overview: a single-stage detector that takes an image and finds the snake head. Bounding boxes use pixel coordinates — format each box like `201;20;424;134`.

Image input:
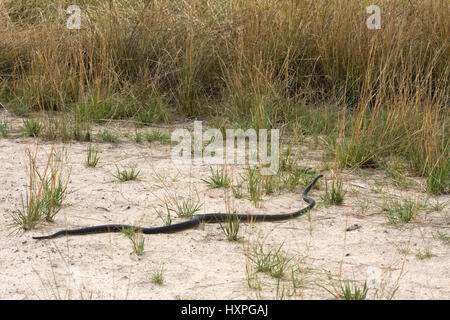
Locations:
313;174;324;183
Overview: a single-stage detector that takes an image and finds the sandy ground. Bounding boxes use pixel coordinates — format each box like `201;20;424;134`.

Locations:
0;112;449;300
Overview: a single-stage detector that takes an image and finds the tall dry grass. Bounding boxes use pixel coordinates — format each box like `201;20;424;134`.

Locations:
0;0;448;192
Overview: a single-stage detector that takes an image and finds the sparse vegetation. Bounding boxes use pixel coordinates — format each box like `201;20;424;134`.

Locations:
145;130;171;145
134;131;143;143
382;159;411;189
429;200;448;213
232;182;243;199
156;203;173;226
357;198;372;215
99;129;118;143
415;248;434;260
382;199;421;225
397;247;411;255
280;167;317;192
433;232;450;244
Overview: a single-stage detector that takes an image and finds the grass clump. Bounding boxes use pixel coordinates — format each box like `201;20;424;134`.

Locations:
426;161;449;195
219;215;240;241
172;198;202;218
121;227;145;256
415;248;434;260
11;147;69;230
382;158;411;189
0;122;8;138
243;167;262;207
159;190;203;219
382;199;421;224
232;182;243;199
156;203;173;226
321;177;346;207
150;267;165;285
201;166;231;189
145;130;171;145
22;119;41;137
99;129;118;143
40;173;69;222
278;148;318;192
280;167;317;192
85;145;99;168
112;166;140;182
134;131;143;143
247;243;292;279
324;280;369;300
13;191;47;230
433;231;449;244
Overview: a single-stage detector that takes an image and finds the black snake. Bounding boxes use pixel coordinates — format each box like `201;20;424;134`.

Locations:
33;174;323;240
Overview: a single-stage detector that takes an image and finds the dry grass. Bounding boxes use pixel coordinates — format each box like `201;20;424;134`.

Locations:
10;145;70;230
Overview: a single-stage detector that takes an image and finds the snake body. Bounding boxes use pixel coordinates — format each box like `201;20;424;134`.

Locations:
33;174;323;240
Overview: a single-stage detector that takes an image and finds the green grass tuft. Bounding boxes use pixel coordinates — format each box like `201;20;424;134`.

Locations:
22;119;41;137
219;215;240;241
201;166;231;189
112;166;141;182
99;129;118;143
382;199;421;224
85;145;99;168
321;178;346;207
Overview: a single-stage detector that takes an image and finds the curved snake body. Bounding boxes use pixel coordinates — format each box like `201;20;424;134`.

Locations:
33;174;323;240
